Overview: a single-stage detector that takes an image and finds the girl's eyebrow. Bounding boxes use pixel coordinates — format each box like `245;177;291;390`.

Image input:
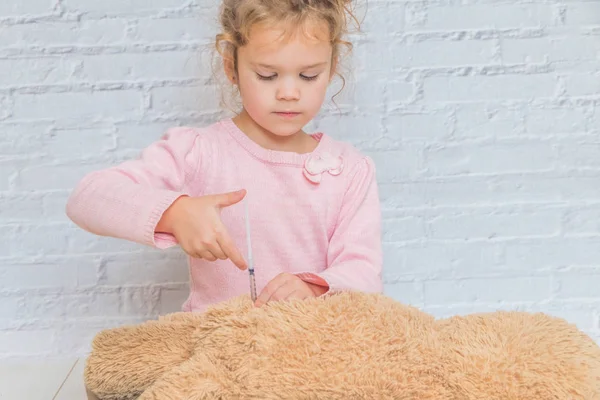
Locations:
252;62;328;69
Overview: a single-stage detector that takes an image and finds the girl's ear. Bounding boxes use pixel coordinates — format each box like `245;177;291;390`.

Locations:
223;48;237;85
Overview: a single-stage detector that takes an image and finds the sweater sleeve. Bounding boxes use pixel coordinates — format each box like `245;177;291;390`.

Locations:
65;127;204;249
298;157;384;294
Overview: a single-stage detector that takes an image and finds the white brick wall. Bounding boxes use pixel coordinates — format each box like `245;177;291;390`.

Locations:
1;0;599;359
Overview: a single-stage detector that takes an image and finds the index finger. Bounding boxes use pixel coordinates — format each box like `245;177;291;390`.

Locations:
217;231;247;270
255;273;294;307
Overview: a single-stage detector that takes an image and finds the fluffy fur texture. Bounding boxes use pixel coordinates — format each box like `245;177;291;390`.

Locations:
84;292;600;399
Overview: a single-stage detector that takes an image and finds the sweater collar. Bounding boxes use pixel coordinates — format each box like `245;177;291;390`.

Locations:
220;118;333;167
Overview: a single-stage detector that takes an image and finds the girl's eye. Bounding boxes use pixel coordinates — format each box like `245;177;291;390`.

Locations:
301;74;319;81
256;73;276;80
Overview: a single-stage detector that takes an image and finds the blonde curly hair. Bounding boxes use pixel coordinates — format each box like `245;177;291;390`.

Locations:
213;0;360;110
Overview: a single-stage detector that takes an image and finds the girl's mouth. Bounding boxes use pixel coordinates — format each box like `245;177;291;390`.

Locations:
275;112;300;118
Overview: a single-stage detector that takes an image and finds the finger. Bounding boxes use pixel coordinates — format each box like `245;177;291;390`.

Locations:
273;278;314;302
255;274;293;306
217;230;247;270
266;285;311;305
214;189;246;208
199;250;217;262
280;288;310;301
181;242;203;259
205;241;227;260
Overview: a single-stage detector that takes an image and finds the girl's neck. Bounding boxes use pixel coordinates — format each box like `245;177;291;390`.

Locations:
232;109;318;154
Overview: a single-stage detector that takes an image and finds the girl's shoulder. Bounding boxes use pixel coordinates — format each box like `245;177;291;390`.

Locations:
161;119;223;141
158;119;233;154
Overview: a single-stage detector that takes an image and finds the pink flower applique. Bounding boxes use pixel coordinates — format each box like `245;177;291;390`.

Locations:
303;152;344;184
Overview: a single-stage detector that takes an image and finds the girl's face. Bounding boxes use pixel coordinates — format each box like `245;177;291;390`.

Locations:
229;19;334;138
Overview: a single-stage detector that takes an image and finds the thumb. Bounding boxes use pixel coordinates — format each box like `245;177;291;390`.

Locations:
215;189;246;208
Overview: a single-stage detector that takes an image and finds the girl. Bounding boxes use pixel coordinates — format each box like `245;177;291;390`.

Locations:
66;0;383;313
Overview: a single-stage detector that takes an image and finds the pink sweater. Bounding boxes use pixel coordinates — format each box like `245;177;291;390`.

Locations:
66;118;383;313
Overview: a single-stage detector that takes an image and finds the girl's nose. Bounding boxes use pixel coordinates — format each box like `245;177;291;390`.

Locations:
276;78;300;101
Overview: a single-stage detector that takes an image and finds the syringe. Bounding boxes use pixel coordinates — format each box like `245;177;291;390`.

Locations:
244;196;257;302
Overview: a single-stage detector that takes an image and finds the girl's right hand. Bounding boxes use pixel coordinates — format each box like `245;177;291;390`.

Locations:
156;189;248;270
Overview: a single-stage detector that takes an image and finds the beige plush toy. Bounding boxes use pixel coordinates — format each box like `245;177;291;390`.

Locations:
84;291;600;399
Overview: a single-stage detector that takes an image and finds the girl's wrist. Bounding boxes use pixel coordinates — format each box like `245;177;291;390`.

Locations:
156;195;188;233
307;282;329;297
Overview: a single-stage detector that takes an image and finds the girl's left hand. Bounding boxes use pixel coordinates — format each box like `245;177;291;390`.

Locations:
254;273;328;307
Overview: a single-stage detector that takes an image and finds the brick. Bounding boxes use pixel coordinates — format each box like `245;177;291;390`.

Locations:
502;37;553;64
565;2;600;26
42;127;116;159
102;251;188;286
0;193;44;221
382;215;425;242
556;273;600;299
0;58;80;86
503;36;600;64
311;115;386;150
114;123;172;150
386;81;414;104
0;161;18;191
0;226;16;256
454;104;522;138
391;39;495;68
65;0;191;15
150;85;224;116
12;291;132;319
424;277;552;304
121;286;160;316
0;124;47;156
42;191;72;220
0;19;127;48
66;227;143;254
564;73;600;97
353;41;395;74
54;322;121;355
0;295;22;319
407;4;556;31
340;76;386;111
379;175;600;209
6;222;135;257
364;147;424;182
79;51;204;82
160;286;190;314
0;257;97;289
423;74;556;102
504;238;600;270
564;206;600;235
0;0;55;17
385;3;405;34
354;1;398;36
385;112;451;141
13;90;142;120
15;162;113;191
557;142;600;169
6;224;70;256
424;141;556;175
384;241;502;278
427;209;561;240
525;107;588;135
382;280;424;305
134;17;215;42
0;95;10;120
